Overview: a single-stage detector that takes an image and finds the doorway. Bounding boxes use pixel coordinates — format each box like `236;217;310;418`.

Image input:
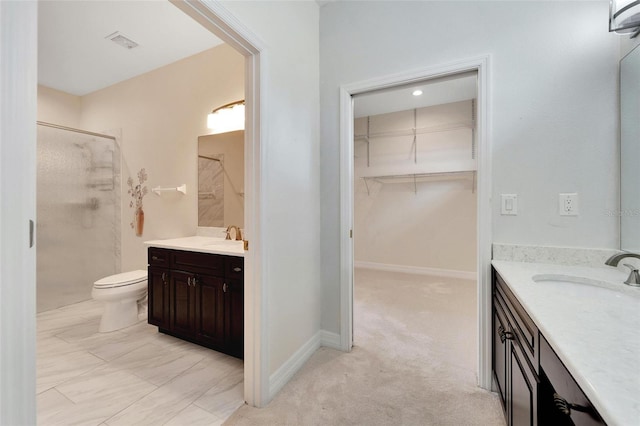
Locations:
339;56;493;389
0;1;268;423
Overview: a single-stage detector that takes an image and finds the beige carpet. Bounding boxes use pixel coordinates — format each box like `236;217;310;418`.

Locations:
225;269;505;426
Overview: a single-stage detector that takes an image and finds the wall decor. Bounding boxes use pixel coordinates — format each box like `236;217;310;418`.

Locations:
127;168;148;236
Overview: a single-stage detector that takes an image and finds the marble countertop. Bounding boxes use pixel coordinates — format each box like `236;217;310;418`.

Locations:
144;236;245;257
492;261;640;426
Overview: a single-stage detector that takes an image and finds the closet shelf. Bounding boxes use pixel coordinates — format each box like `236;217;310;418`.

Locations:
354;120;474;141
360;170;476;195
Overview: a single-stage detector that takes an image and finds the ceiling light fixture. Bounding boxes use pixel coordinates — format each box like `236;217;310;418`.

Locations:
412;90;423;96
610;0;640;38
105;31;139;50
207;100;245;134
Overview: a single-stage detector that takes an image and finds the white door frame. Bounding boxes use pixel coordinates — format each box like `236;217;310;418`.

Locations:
339;55;493;389
171;0;268;406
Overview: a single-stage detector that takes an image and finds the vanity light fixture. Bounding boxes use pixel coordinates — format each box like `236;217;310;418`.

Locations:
207;100;245;134
412;90;423;96
610;0;640;38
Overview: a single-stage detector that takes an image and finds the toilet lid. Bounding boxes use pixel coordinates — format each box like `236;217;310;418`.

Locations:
94;270;147;288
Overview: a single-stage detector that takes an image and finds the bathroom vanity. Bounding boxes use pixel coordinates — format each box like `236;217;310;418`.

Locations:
492;261;640;426
145;237;244;359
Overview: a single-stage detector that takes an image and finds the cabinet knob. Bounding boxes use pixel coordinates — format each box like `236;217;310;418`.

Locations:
223;283;228;293
161;272;166;283
233;267;242;272
498;325;514;343
553;393;591;417
152;255;159;261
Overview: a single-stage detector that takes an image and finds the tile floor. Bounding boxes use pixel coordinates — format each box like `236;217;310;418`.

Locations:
36;299;244;426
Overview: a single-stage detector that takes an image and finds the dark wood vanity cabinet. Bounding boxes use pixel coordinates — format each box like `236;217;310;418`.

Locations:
493;269;605;426
148;247;244;359
493;270;539;426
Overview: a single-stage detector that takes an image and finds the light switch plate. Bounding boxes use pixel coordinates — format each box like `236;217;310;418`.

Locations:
501;194;518;215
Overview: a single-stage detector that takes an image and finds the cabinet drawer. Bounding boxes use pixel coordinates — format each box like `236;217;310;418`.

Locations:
539;335;604;425
226;257;244;279
172;250;224;276
495;274;538;368
149;247;171;267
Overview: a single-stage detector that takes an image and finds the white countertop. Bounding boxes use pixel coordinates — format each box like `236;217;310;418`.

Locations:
492;261;640;426
144;236;245;257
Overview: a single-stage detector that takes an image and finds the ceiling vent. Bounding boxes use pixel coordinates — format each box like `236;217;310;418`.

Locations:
105;31;139;50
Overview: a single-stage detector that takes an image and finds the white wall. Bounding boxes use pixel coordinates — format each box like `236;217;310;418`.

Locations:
320;1;620;333
620;34;640;58
218;0;322;382
354;102;477;272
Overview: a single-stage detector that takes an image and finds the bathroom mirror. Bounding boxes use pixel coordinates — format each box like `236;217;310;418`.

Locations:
620;44;640;252
198;130;244;228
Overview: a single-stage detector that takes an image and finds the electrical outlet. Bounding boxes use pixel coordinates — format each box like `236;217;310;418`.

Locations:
559;193;579;216
501;194;518;215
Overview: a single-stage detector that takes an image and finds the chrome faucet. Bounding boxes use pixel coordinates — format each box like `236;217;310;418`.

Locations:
604;253;640;286
225;225;242;241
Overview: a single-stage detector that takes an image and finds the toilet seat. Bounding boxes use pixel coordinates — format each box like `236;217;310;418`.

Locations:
94;270;147;289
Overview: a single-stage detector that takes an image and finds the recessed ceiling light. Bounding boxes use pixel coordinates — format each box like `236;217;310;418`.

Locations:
105;31;139;50
412;90;423;96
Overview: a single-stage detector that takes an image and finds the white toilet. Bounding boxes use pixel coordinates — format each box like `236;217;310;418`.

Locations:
92;270;148;333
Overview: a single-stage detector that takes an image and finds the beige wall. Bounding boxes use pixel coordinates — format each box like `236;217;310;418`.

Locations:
37;85;81;128
38;43;244;271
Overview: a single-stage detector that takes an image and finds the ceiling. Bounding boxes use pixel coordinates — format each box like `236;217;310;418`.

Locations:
354;72;477;118
38;1;224;96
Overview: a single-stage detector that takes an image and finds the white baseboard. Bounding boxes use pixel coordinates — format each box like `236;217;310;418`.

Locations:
354;260;476;280
319;330;342;350
269;331;321;399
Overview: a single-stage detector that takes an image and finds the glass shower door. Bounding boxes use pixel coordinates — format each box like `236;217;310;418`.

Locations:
36;124;120;313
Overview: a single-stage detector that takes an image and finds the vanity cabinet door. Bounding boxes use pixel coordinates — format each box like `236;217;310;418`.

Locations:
170;270;197;335
493;269;539;426
226;278;244;358
148;266;169;329
510;339;538;426
194;275;225;348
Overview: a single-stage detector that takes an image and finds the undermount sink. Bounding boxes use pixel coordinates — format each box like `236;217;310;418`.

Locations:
531;274;640;306
532;274;609;288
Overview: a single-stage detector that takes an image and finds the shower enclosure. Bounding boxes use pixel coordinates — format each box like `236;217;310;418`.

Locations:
36;122;121;313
